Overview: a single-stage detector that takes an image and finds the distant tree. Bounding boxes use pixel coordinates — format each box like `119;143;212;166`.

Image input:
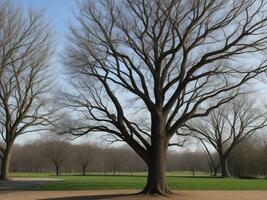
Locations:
10;143;44;173
103;148;126;175
43;140;71;176
73;144;95;176
0;2;55;180
186;99;267;177
63;0;267;194
228;139;263;178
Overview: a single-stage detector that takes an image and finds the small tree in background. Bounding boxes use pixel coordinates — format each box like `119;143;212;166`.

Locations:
74;144;95;176
186;99;267;177
43;140;71;176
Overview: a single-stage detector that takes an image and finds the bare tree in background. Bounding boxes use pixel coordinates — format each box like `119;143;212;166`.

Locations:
228;138;263;178
44;140;71;176
74;144;95;176
186;99;267;177
63;0;267;194
0;2;54;180
106;148;126;176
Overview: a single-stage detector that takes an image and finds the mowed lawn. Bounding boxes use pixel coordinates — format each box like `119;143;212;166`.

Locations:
10;172;267;191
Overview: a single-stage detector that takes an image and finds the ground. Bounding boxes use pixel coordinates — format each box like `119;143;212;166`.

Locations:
1;190;267;200
1;173;267;199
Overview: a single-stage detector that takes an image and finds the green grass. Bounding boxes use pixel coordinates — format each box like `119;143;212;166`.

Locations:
9;172;267;191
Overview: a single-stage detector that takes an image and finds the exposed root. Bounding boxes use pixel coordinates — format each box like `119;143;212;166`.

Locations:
138;185;173;197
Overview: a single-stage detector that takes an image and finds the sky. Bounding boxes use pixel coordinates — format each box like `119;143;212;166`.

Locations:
12;0;78;143
14;0;77;57
14;0;76;30
13;0;78;84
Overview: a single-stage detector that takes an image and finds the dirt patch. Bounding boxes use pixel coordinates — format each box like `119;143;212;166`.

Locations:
1;190;267;200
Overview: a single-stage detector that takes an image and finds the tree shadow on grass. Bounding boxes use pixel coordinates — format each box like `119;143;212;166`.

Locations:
38;192;186;200
0;180;48;191
38;193;137;200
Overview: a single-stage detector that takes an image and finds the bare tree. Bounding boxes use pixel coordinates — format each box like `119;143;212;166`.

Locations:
186;99;267;177
228;138;263;178
0;2;54;180
43;140;71;176
73;144;95;176
63;0;267;194
106;148;126;176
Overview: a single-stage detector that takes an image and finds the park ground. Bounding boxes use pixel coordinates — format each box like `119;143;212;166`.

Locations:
1;190;267;200
1;172;267;199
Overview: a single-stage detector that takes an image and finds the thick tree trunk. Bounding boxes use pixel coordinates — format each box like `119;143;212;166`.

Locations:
141;134;170;195
0;145;13;181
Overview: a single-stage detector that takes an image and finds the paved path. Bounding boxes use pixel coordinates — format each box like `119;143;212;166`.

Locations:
1;190;267;200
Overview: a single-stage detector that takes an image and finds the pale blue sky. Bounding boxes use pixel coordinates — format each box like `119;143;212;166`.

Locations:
14;0;78;88
14;0;76;29
14;0;77;49
12;0;78;143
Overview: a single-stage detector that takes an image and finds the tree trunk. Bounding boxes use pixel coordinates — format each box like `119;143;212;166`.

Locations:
55;165;60;176
192;167;195;176
213;168;218;176
0;145;13;181
82;166;86;176
220;157;229;177
141;134;170;195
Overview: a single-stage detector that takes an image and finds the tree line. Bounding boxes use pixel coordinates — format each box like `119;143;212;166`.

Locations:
5;136;267;179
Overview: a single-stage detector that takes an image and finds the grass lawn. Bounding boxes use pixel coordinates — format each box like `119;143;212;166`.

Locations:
9;172;267;191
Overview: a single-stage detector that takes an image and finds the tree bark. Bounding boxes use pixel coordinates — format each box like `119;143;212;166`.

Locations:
220;157;229;177
0;145;13;181
140;132;171;195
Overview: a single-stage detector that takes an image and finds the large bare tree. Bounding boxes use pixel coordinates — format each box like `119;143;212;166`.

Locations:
0;2;54;180
64;0;267;194
185;99;267;177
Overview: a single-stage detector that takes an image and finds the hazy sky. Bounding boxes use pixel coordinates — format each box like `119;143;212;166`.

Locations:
14;0;77;54
12;0;78;143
